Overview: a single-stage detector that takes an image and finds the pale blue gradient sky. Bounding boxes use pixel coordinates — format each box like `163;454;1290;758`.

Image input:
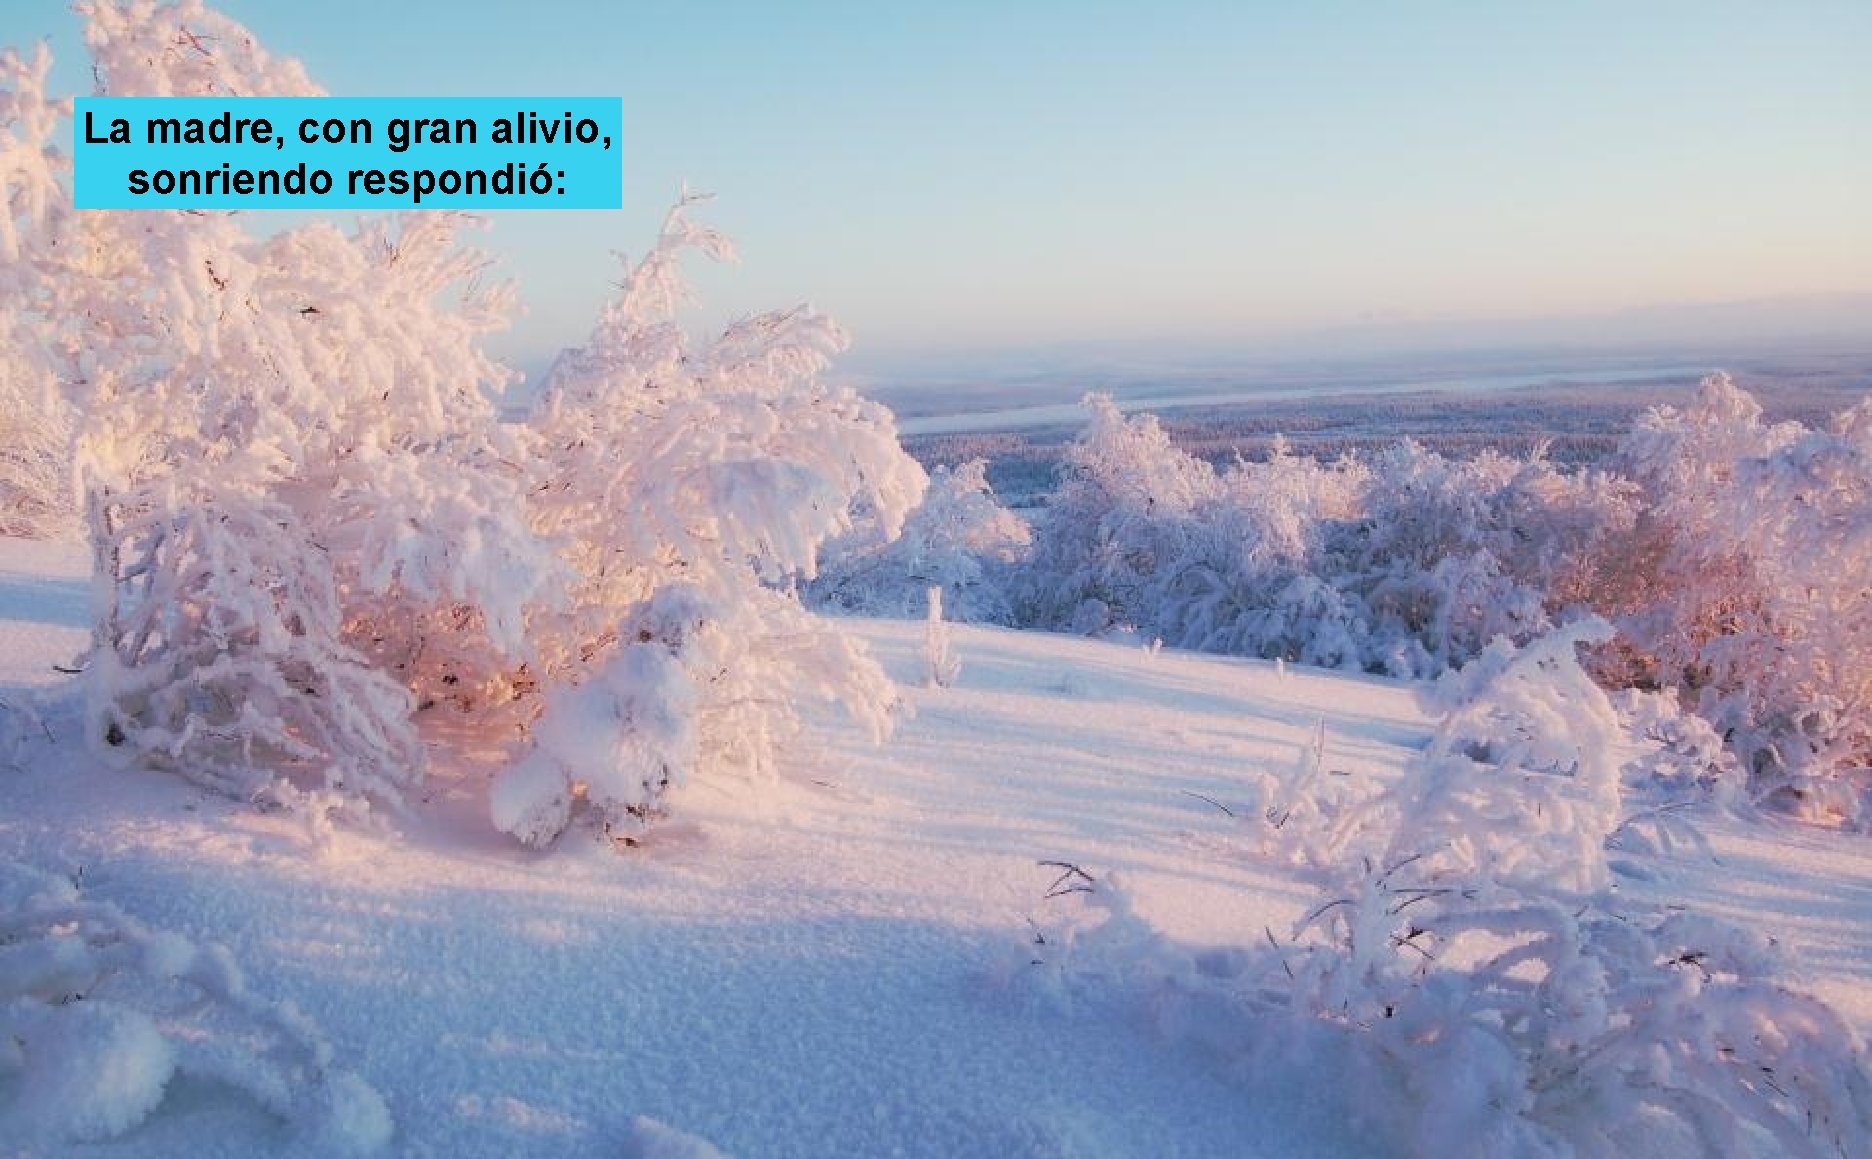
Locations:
25;1;1872;370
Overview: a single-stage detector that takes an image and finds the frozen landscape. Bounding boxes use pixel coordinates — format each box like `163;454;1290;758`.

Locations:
6;2;1872;1156
7;535;1872;1157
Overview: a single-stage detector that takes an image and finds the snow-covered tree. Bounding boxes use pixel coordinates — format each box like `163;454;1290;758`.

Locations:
809;457;1029;624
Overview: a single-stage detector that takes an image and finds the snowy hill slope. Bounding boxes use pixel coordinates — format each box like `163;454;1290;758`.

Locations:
4;541;1871;1157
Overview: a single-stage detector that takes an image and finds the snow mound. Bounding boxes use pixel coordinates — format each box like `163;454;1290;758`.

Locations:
1;997;174;1142
0;860;390;1152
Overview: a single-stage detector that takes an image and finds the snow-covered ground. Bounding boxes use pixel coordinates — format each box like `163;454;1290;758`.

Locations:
4;541;1870;1157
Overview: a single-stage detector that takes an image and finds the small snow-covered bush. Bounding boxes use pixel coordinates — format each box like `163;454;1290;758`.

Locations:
1246;621;1627;896
1216;718;1380;871
491;634;696;848
1028;625;1872;1156
1613;688;1744;805
924;586;960;688
0;393;72;540
1377;619;1627;895
0;860;390;1150
1266;869;1872;1156
809;458;1028;624
492;581;900;845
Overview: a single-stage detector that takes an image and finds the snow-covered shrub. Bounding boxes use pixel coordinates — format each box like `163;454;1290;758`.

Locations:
85;487;424;807
1613;688;1744;804
66;200;546;801
1278;623;1870;1150
493;580;900;845
1035;874;1872;1157
1013;395;1222;635
491;196;923;844
1339;445;1537;675
1016;399;1631;679
1211;718;1384;871
1304;619;1626;896
1266;867;1872;1156
0;382;71;540
1144;441;1371;666
1610;373;1872;826
1323;443;1620;679
0;859;390;1151
1217;623;1630;887
1028;624;1872;1155
0;324;73;540
1013;399;1353;650
924;586;960;688
809;458;1028;624
2;4;927;844
491;631;696;848
0;46;75;539
3;4;546;804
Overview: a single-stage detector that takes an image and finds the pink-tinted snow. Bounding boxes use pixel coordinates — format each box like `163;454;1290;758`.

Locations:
4;541;1869;1156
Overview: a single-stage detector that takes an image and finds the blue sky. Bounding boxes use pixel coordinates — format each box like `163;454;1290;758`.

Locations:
24;0;1872;371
